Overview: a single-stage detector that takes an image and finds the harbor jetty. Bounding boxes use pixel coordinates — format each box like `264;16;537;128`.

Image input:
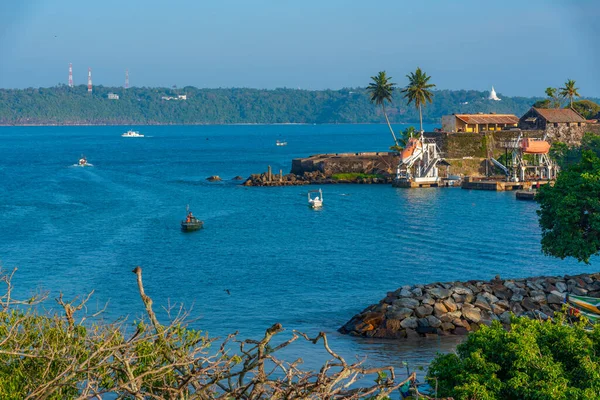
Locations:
339;272;600;339
243;152;398;186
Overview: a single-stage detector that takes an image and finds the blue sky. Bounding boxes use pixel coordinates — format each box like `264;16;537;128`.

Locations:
1;0;598;96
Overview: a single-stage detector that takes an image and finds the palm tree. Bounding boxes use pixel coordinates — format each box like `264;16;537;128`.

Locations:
401;68;436;134
367;71;398;145
559;79;580;108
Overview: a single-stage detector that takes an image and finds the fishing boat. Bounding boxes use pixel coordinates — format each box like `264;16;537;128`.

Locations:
308;189;323;209
566;294;600;322
122;130;144;138
276;140;287;146
74;155;93;167
181;207;203;231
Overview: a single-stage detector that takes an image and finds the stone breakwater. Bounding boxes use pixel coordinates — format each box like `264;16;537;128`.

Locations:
339;272;600;339
243;169;393;186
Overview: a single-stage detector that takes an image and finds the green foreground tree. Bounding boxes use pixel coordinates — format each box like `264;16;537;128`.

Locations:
367;71;398;145
427;315;600;400
401;67;435;134
560;79;580;108
536;150;600;263
0;267;414;399
572;99;600;119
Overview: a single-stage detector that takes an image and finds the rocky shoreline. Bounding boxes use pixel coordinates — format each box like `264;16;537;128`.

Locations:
242;169;393;186
339;272;600;339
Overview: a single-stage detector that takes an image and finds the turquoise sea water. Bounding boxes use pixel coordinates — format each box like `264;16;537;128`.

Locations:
0;124;594;376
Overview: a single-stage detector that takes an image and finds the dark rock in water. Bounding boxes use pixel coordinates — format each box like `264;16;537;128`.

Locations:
232;176;244;180
207;175;222;182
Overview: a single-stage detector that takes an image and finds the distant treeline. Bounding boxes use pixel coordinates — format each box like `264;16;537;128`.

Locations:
0;85;597;126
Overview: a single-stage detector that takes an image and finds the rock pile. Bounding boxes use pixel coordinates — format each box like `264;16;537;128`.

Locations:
339;272;600;339
243;170;393;186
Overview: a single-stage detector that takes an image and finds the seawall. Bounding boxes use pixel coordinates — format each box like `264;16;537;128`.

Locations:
339;272;600;339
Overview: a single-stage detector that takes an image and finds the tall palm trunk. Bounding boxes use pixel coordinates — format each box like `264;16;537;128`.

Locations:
382;104;398;145
419;104;423;135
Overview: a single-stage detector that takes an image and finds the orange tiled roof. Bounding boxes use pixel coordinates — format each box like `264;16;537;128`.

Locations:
454;114;519;125
532;108;586;123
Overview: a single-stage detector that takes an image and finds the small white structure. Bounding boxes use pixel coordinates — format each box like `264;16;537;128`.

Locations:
121;130;144;138
308;189;323;209
107;93;119;100
177;94;187;100
488;86;501;101
394;131;445;187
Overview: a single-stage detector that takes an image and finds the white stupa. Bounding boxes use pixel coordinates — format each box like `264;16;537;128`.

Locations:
488;86;501;101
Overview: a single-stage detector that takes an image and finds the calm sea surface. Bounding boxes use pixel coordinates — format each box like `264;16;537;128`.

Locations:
0;124;594;378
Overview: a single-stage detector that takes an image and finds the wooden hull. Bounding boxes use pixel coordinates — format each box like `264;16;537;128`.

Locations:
181;221;204;231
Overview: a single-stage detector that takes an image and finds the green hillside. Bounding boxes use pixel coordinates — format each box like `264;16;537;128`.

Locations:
0;85;594;126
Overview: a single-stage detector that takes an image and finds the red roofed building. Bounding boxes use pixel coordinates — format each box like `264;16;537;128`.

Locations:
441;113;519;133
518;107;587;145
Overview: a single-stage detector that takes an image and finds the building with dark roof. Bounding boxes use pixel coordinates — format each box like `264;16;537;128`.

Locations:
518;107;587;145
441;113;519;133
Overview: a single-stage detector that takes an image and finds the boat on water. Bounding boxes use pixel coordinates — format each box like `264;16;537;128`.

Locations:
276;140;287;146
308;189;323;209
122;130;144;138
74;155;93;167
181;207;203;231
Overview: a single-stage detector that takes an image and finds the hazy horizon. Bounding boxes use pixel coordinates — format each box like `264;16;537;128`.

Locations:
1;0;599;96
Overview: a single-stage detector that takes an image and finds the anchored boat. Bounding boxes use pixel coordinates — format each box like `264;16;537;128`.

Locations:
276;140;287;146
122;130;144;138
308;189;323;209
181;207;203;231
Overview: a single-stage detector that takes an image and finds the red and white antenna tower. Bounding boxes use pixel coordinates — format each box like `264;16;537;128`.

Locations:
68;63;73;87
87;68;92;93
125;69;129;89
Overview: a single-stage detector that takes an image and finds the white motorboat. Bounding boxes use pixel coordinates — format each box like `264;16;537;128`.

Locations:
276;140;287;146
74;155;93;167
308;189;323;209
122;130;144;138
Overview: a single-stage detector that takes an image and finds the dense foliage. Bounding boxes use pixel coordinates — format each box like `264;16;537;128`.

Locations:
3;85;596;126
537;149;600;263
427;315;600;400
0;267;415;399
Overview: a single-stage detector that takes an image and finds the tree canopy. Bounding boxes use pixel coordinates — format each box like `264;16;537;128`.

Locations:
427;315;600;400
401;67;435;132
559;79;580;108
2;85;595;126
537;149;600;263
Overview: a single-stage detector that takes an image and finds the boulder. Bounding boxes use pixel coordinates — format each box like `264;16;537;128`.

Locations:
207;175;222;182
521;297;537;311
481;292;499;304
411;287;423;297
556;281;567;292
392;298;420;309
510;293;524;302
421;295;435;305
429;287;452;299
453;286;473;295
400;317;419;329
462;304;482;323
426;315;442;328
442;298;458;312
441;322;455;331
492;302;509;315
572;287;589;296
547;291;565;304
232;176;244;180
499;311;512;325
398;288;412;297
415;305;434;318
530;290;547;304
474;296;491;311
433;302;448;316
387;307;413;320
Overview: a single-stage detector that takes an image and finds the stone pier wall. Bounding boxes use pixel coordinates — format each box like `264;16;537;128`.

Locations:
339;272;600;339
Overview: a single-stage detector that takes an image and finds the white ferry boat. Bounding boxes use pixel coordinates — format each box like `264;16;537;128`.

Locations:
308;189;323;209
122;130;144;138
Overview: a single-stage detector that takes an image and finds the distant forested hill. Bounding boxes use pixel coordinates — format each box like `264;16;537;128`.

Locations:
0;85;594;126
